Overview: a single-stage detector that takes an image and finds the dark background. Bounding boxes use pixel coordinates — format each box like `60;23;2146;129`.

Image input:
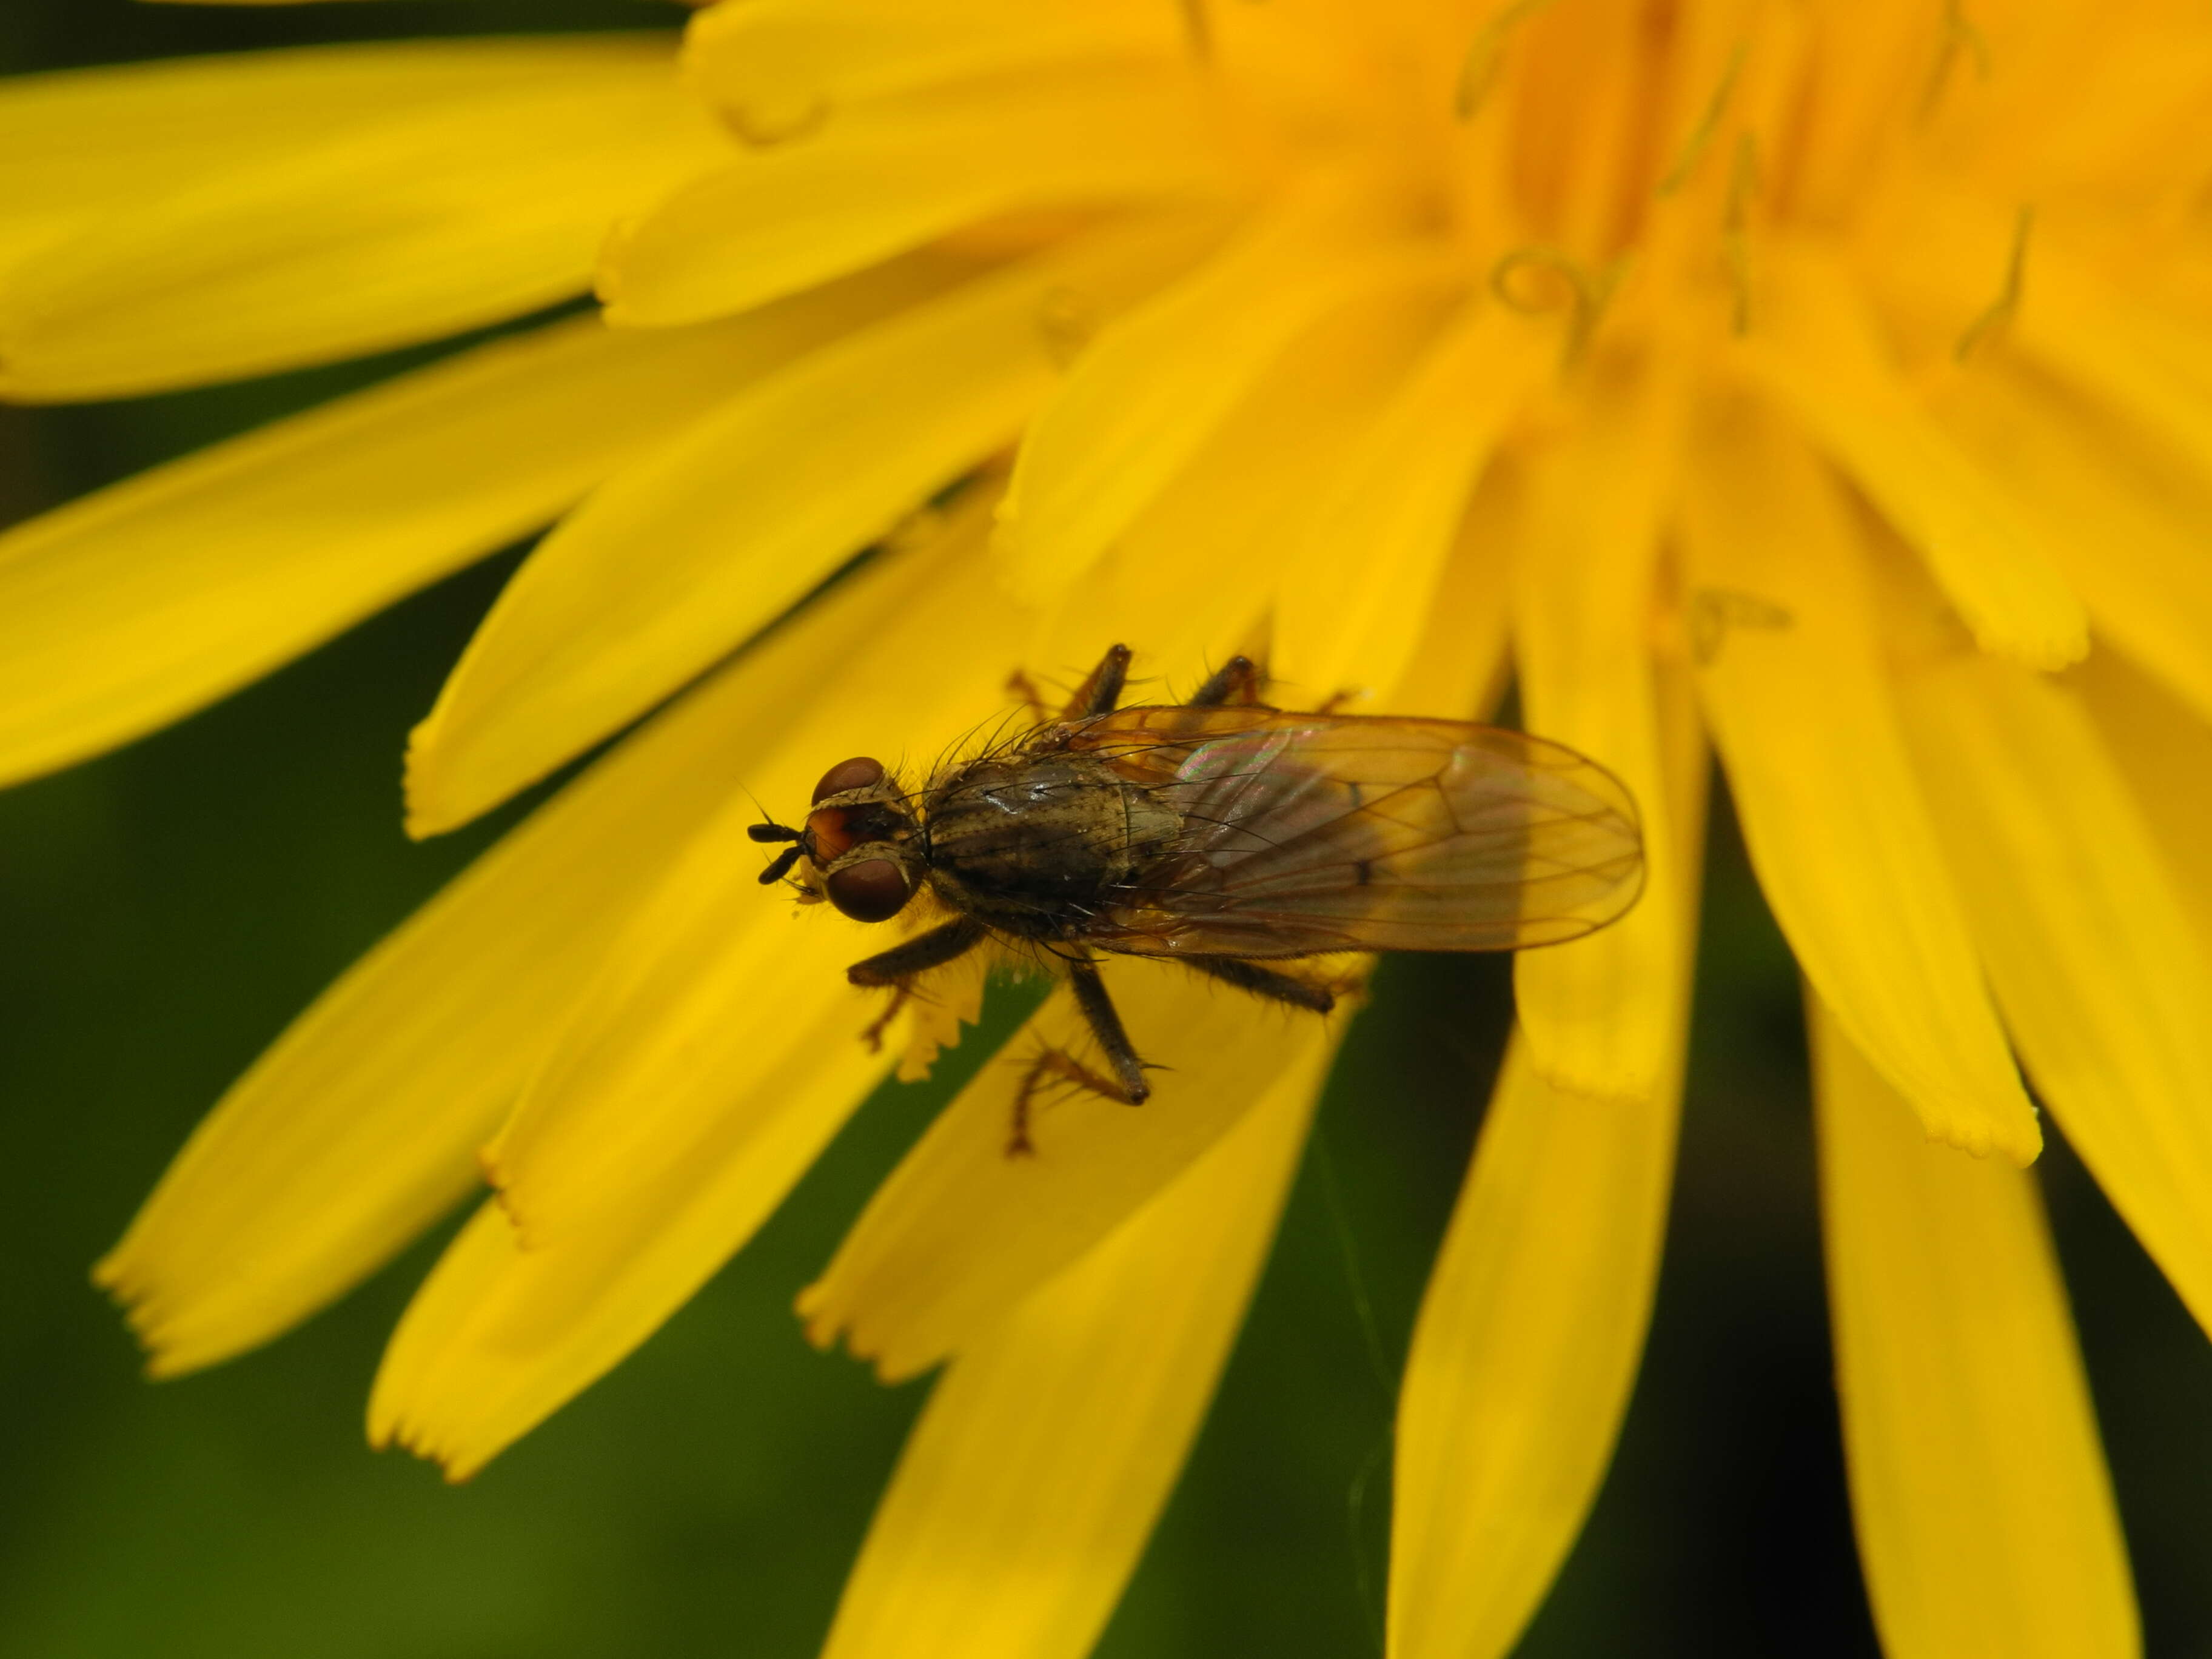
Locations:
5;6;2211;1655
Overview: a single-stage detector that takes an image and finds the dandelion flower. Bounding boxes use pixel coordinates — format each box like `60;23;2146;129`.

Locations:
6;1;2212;1654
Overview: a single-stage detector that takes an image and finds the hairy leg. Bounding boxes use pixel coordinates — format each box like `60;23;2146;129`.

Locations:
1064;643;1133;720
1009;1050;1149;1156
1183;954;1335;1013
847;916;988;1055
859;987;911;1054
1066;956;1150;1098
1009;953;1150;1155
1006;667;1051;725
1189;654;1266;708
846;916;986;988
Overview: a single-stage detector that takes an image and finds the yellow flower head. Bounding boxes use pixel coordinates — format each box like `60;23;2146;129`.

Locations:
6;2;2211;1655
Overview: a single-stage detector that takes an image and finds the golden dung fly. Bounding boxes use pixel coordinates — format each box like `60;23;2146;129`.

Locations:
752;645;1643;1150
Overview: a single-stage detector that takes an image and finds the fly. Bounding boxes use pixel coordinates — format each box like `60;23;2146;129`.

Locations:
751;644;1643;1152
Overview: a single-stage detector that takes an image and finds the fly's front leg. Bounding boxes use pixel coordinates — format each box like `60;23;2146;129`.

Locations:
1006;668;1051;725
1190;654;1265;708
846;916;987;987
846;917;987;1048
859;987;910;1054
1010;953;1150;1156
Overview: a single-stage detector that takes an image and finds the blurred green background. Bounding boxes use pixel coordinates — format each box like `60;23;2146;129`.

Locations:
5;5;2212;1655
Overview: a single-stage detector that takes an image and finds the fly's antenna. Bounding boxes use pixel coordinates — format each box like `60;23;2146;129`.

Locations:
748;820;806;885
755;844;805;885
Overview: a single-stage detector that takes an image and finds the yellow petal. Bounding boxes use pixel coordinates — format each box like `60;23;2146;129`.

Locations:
2020;256;2212;494
1934;357;2212;726
1;39;728;397
1371;471;1518;722
683;0;1176;122
1024;278;1459;683
1735;242;2087;671
93;517;936;1377
2074;646;2212;953
1778;9;1945;224
598;61;1225;328
369;1011;883;1481
1272;301;1545;703
406;214;1219;834
0;310;802;791
819;1045;1322;1659
1813;998;2139;1659
996;189;1449;603
483;825;877;1238
1511;355;1687;1102
0;38;657;267
1387;656;1703;1659
1680;398;2040;1164
1388;1043;1683;1659
1901;648;2212;1341
799;960;1346;1381
1967;28;2212;187
483;512;1030;1241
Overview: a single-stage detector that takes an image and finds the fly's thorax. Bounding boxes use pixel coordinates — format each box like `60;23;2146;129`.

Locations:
918;748;1181;935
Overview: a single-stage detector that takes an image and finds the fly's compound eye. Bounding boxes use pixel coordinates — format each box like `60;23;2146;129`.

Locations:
813;756;885;803
824;858;913;923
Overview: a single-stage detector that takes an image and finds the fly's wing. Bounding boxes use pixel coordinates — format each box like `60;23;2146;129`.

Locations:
1064;707;1643;957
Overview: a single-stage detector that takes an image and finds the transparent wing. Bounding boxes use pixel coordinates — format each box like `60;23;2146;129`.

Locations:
1064;706;1644;957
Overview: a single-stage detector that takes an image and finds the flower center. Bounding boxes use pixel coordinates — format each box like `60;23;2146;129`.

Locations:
1190;0;1986;353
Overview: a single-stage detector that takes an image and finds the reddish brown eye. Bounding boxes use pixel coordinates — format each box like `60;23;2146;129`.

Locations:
825;859;912;923
812;756;885;803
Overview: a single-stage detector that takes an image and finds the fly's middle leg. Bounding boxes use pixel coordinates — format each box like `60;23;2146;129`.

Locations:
1009;1051;1149;1156
1062;644;1133;720
1010;954;1150;1155
1066;956;1150;1100
1190;654;1265;708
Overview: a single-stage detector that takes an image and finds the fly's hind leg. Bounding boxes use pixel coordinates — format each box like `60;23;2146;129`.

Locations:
1010;954;1150;1156
1184;955;1335;1013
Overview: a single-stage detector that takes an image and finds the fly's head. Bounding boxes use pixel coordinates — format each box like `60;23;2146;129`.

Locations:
749;757;922;923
